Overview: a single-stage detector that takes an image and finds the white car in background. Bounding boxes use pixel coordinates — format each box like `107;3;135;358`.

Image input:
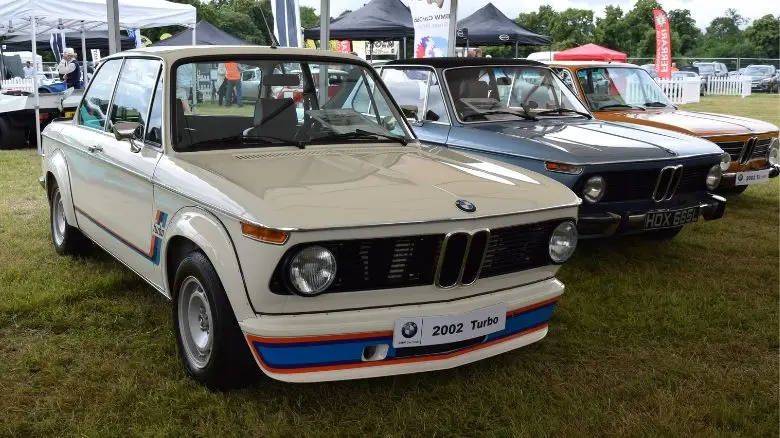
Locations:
40;46;580;389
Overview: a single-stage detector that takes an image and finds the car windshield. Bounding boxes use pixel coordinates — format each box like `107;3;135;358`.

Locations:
744;66;774;76
575;67;673;111
443;66;590;122
172;58;409;151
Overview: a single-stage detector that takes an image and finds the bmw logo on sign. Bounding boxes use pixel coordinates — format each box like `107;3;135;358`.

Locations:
401;322;418;338
456;199;477;213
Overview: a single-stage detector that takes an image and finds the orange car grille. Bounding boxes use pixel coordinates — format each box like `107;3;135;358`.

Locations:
717;138;771;163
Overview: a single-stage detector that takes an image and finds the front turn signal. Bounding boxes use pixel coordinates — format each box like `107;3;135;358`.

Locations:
545;161;583;174
241;222;289;245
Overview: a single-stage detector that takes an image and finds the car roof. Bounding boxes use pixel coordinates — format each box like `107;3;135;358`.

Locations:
385;57;546;69
543;60;638;68
105;45;364;65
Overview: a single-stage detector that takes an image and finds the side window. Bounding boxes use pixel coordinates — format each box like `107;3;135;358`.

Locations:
145;76;163;145
107;59;162;135
381;68;448;123
78;59;123;130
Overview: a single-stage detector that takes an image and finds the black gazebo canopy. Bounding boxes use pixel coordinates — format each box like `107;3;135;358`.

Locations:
303;0;413;41
457;3;551;46
153;20;247;46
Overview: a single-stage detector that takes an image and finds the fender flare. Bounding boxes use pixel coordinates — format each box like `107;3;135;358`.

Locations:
45;148;78;227
161;206;255;321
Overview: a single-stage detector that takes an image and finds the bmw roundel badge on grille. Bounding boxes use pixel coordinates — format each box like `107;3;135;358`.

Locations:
456;199;476;213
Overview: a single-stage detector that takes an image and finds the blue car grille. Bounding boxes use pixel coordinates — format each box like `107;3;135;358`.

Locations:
579;164;711;203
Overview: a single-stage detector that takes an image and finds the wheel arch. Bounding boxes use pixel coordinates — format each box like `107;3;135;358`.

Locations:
45;149;78;226
162;207;255;321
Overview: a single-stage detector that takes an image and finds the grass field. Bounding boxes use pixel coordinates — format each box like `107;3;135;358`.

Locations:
0;95;778;437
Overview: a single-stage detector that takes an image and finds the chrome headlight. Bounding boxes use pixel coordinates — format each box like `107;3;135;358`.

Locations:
706;164;722;190
719;152;731;171
288;246;337;296
768;138;779;166
582;176;605;203
549;221;578;264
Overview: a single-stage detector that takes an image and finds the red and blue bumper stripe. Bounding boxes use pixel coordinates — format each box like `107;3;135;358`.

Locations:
246;297;559;374
75;207;168;265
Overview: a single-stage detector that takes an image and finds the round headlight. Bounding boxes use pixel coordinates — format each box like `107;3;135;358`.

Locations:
706;164;722;190
288;246;337;296
582;176;605;203
719;152;731;171
768;138;779;166
549;221;578;264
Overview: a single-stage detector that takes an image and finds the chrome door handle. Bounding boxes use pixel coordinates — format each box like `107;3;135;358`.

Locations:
86;144;103;153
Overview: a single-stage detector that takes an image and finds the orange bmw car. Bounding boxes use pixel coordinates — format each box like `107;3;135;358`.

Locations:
547;61;779;194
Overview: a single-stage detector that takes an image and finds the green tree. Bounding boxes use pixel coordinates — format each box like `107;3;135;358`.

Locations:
549;8;595;49
698;9;756;58
622;0;662;56
514;5;557;38
744;14;780;58
300;6;320;29
667;9;700;56
595;6;629;53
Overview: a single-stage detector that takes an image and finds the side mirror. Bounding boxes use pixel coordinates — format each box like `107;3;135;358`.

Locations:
400;104;421;125
113;121;142;152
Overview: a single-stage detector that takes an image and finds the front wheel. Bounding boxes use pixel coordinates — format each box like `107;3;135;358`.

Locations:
49;183;91;255
173;251;259;390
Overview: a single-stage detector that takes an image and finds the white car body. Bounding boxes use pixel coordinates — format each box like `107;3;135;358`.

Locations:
40;46;580;384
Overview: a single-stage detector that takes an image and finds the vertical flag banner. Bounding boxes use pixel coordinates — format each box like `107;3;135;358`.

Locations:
127;29;144;49
271;0;302;48
653;9;672;80
409;0;452;58
50;30;66;63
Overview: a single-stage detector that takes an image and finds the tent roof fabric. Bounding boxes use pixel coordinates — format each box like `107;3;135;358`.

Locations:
553;43;628;62
153;20;247;46
2;31;135;52
303;0;413;40
457;3;551;45
0;0;196;36
386;57;545;69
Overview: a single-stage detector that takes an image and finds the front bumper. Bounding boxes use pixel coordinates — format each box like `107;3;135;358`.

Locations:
719;164;780;188
239;277;564;382
578;193;726;238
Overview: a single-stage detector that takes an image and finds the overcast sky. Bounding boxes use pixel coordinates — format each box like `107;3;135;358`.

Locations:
299;0;779;30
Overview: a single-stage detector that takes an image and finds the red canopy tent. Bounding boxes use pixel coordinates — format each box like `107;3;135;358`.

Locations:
553;43;628;62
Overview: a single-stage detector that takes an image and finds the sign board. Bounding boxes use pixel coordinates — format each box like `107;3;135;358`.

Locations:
90;49;101;63
410;0;452;58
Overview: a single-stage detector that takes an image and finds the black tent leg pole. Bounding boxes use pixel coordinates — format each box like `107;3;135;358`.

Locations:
515;40;518;58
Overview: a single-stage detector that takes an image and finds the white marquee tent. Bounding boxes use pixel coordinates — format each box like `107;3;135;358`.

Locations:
0;0;197;152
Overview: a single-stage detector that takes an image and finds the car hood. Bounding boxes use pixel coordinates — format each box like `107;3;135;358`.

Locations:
600;109;779;137
461;119;722;163
167;144;579;230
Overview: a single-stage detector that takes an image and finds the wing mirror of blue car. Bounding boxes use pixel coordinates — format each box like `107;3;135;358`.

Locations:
400;105;422;126
113;121;142;153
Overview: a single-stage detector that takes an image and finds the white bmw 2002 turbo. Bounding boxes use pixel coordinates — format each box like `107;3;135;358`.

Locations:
40;46;580;389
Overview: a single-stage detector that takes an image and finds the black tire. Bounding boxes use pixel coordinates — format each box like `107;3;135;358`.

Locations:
173;251;259;391
718;185;748;196
0;115;26;150
49;183;91;256
645;226;683;240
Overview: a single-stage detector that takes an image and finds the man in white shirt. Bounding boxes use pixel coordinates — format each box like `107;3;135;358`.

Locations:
23;61;34;79
57;48;83;89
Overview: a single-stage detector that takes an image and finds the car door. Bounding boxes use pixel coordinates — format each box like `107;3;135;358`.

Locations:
74;58;165;286
381;67;451;145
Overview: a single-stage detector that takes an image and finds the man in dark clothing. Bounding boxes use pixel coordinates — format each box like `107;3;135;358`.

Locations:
57;48;83;89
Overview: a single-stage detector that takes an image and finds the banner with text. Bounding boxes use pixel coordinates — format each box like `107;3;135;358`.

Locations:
410;0;451;58
653;9;672;80
271;0;302;47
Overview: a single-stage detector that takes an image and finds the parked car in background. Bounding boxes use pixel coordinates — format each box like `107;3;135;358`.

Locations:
640;64;658;80
40;46;582;388
742;65;779;93
382;58;728;240
547;61;780;195
672;70;705;96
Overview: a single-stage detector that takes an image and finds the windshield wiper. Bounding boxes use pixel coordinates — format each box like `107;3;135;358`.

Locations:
191;134;306;149
644;101;669;108
599;104;646;111
463;109;538;121
309;128;408;145
535;108;592;118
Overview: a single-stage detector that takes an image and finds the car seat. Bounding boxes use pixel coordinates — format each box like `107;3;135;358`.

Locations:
243;98;297;138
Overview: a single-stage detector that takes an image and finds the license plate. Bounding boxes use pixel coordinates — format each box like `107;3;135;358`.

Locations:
645;207;699;230
392;304;506;348
735;169;770;186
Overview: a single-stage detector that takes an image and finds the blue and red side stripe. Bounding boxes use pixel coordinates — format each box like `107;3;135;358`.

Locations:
75;207;168;265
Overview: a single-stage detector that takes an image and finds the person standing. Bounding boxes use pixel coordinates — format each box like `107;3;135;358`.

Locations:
23;61;35;79
216;63;227;106
224;62;242;107
57;48;83;89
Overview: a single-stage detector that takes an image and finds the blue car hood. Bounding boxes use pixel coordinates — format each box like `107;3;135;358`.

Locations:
459;119;722;164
